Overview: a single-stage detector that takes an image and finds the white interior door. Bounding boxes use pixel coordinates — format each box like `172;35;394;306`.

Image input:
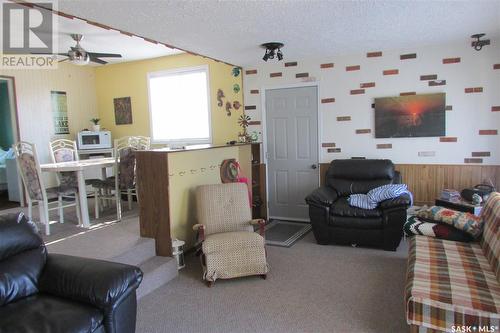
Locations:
265;86;319;221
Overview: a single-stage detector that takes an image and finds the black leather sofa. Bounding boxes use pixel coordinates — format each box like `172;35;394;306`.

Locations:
0;212;143;333
305;159;410;251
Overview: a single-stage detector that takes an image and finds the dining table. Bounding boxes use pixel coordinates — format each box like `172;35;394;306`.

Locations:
40;157;120;228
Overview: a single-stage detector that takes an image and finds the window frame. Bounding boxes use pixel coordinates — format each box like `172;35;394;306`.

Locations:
147;65;212;145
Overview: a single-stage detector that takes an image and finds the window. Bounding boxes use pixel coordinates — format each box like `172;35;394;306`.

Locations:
147;66;211;145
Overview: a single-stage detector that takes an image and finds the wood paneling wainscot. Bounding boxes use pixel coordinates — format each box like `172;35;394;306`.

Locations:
320;163;500;205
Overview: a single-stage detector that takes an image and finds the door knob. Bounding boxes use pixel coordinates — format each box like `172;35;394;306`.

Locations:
311;164;317;169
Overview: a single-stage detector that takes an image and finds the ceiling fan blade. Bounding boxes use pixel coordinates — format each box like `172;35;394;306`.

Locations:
89;56;107;65
88;52;122;58
30;52;69;56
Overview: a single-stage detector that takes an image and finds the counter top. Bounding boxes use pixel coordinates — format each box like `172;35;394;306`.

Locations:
139;142;256;154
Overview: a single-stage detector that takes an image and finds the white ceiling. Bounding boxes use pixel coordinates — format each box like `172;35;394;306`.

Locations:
56;0;500;67
47;7;183;65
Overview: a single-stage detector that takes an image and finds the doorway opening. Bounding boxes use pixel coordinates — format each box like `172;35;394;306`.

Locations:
0;76;21;211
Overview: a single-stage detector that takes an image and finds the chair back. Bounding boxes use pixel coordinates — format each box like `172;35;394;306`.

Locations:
48;139;78;187
116;145;137;190
0;212;46;306
196;183;253;236
325;159;397;196
115;136;151;151
49;139;79;163
13;141;45;201
480;192;500;280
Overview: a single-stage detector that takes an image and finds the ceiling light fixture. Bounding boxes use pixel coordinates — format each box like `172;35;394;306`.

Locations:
261;42;284;62
471;33;490;51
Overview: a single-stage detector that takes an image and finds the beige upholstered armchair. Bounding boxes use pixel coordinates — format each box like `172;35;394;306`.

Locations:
194;183;269;287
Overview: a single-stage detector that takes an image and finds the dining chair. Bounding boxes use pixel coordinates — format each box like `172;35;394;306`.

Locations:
106;136;150;210
13;141;81;235
93;143;138;219
114;136;151;151
49;139;101;218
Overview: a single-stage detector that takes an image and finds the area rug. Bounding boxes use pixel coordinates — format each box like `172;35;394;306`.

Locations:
263;220;311;247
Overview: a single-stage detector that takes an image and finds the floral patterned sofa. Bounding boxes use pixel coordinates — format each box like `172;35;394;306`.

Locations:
405;192;500;333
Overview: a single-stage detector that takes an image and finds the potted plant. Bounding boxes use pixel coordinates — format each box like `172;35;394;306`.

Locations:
90;118;101;131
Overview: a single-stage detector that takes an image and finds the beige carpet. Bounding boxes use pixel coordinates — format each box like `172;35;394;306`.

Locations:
137;233;409;333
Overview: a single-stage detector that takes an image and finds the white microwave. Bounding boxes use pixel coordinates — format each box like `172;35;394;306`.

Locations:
77;131;112;150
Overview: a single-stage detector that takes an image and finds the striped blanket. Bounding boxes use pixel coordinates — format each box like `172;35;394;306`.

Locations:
348;184;413;209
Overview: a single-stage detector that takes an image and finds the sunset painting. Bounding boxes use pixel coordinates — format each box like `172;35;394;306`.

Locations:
374;93;445;138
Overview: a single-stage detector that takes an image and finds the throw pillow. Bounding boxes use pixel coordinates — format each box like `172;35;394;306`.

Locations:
416;206;483;238
404;216;473;242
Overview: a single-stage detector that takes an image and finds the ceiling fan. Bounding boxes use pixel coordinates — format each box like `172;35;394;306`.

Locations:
41;34;122;65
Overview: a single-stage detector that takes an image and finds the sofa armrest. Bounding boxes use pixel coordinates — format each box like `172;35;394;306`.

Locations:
39;254;143;310
305;186;338;207
379;193;411;210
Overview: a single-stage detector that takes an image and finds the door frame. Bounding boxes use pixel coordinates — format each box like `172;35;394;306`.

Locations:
260;81;322;221
0;75;24;207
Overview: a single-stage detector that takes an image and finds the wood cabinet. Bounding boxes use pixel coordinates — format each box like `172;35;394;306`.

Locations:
251;143;267;220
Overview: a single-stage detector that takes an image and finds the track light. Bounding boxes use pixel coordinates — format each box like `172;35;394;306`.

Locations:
277;49;283;61
471;33;490;51
261;42;284;62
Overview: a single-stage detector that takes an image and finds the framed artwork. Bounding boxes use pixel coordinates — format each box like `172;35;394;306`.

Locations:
51;91;69;134
374;93;445;138
114;97;133;125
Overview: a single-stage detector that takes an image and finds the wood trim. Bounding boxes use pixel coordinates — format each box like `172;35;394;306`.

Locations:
0;76;21;143
319;162;500;206
136;151;172;256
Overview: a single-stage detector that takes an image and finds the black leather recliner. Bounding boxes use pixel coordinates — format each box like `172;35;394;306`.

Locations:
0;212;143;333
305;159;410;251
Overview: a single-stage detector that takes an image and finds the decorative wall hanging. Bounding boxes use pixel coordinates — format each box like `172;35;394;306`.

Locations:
225;101;232;116
232;67;241;77
250;131;259;142
232;101;241;110
217;89;225;107
233;83;240;93
113;97;133;125
51;91;69;134
374;93;445;138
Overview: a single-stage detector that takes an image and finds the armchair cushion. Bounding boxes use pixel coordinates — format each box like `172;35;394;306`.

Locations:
330;197;382;218
379;193;412;210
305;186;338;207
38;254;143;310
202;231;264;255
0;294;104;333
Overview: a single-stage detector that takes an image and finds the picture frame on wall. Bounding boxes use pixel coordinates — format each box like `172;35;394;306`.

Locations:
114;97;133;125
51;91;70;134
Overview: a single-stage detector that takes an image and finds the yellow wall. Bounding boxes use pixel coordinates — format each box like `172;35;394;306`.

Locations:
95;53;243;144
168;145;252;248
0;63;98;185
